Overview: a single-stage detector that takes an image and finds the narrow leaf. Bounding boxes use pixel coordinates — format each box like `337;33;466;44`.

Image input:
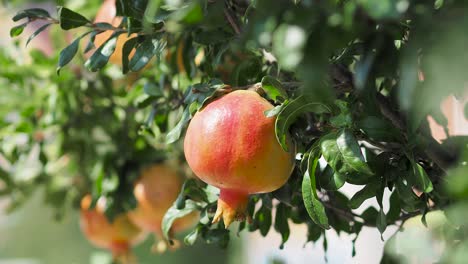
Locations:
10;23;27;37
12;8;50;22
58;7;90;30
122;37;139;74
386;191;401;223
25;23;52;48
348;181;379;209
84;31;99;53
358;116;399;141
274;203;290;249
129;37;161;71
166;107;191;144
302;151;330;229
84;32;122;71
162;200;198;243
336;129;373;175
261;76;288;103
143;82;163;97
264;104;284;118
57;37;80;74
184;225;200;245
409;161;433;193
276;96;331;151
317;166;347;191
376;208;387;238
254;203;272;236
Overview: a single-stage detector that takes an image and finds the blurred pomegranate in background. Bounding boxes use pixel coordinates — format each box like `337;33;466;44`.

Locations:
80;194;145;262
128;163;198;252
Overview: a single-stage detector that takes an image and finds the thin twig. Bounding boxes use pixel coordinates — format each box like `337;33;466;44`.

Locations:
224;8;241;35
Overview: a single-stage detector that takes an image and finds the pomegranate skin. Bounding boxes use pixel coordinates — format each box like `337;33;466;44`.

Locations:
128;164;197;236
79;195;145;255
184;90;295;226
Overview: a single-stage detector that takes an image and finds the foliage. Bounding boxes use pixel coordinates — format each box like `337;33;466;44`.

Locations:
3;0;468;262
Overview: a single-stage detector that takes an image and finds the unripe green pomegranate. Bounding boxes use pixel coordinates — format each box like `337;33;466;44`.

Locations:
184;90;295;227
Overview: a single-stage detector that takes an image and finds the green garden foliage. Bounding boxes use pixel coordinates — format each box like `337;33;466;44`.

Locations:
3;0;468;262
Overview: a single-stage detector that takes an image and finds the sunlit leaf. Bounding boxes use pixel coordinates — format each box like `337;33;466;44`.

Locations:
162;199;199;244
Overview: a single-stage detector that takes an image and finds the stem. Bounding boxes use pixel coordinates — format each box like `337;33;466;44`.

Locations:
224;5;241;35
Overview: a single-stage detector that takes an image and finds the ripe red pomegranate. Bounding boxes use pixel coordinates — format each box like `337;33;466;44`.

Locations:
79;195;145;259
184;90;295;227
128;164;198;250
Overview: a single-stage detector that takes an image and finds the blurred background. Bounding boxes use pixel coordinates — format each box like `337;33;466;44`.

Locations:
1;1;467;264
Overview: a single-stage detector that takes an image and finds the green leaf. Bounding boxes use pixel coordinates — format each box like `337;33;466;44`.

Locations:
348;181;379;209
175;178;209;209
276;96;331;151
357;0;403;20
376;208;387;237
274;203;290;249
264;104;285;118
122;37;139;74
143;82;163;97
12;8;51;22
306;222;322;242
184;225;201;245
129;37;164;72
58;7;90;30
57;35;86;74
302;150;330;229
162;199;198;244
166;107;191;144
171;2;204;24
409;161;433;193
254;202;272;236
317;166;347;191
84;31;99;53
361;207;378;225
321;130;373;179
358;116;399;141
85;32;123;72
446;163;468;198
336;129;373;175
203;185;220;204
203;228;230;249
395;177;423;213
10;23;27;37
25;23;52;48
386;191;401;223
261;76;288;103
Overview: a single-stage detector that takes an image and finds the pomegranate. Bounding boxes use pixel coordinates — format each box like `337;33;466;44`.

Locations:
184;90;295;227
79;194;145;259
88;0;136;66
128;164;198;250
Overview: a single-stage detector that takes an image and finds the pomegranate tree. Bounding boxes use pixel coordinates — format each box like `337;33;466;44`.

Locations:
184;90;295;227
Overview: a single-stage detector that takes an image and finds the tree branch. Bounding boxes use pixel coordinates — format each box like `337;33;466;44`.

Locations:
235;64;456;172
224;4;241;35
